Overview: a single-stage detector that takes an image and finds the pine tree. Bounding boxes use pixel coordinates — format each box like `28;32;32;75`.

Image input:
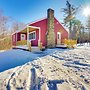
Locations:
62;1;77;39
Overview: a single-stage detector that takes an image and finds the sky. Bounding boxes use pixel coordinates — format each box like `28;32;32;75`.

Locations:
0;0;90;24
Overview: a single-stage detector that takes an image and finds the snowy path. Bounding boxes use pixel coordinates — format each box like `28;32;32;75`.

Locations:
0;46;90;90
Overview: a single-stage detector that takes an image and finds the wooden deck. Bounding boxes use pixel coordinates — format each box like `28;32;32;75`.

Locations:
56;45;67;49
13;45;45;52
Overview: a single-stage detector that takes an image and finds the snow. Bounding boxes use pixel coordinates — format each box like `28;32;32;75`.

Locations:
0;50;6;52
15;45;29;50
0;48;65;72
0;45;90;90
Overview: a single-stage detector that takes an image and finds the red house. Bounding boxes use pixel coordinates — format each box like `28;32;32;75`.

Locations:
12;9;68;50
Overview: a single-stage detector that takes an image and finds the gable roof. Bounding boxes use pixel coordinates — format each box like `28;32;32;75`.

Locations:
12;17;47;35
12;17;68;35
54;17;68;32
28;17;47;26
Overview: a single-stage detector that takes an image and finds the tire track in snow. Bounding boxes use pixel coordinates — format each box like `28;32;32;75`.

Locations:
5;65;25;90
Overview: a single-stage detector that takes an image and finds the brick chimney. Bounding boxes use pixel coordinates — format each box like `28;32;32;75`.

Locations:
46;8;55;48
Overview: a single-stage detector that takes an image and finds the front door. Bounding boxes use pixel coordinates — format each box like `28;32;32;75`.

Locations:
57;32;61;45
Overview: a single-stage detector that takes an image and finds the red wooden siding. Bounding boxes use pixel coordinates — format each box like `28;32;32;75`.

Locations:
12;32;27;46
30;19;47;46
17;32;27;41
12;33;16;46
29;29;39;46
17;33;20;41
54;18;68;44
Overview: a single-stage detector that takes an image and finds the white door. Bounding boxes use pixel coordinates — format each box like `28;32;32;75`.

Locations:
21;34;26;40
57;32;61;45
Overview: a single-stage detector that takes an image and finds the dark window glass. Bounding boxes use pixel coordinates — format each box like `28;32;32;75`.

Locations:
29;32;35;40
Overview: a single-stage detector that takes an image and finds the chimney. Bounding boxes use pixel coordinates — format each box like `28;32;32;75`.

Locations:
46;8;55;48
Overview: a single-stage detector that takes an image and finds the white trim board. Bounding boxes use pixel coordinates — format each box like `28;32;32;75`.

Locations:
27;25;40;29
12;25;40;35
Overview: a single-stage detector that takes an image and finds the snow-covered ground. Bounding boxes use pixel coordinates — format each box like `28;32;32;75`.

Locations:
0;48;65;72
0;45;90;90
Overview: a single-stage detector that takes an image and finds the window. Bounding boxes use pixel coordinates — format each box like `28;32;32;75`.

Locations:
58;34;60;39
29;31;36;40
21;34;26;40
57;32;61;40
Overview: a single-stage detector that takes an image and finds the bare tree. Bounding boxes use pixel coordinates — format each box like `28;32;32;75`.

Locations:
0;9;26;50
0;10;9;38
11;21;25;33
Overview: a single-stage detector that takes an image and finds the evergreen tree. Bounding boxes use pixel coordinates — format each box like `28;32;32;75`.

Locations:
62;0;77;39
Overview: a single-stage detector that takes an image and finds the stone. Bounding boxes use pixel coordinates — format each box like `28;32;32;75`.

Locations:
46;8;55;48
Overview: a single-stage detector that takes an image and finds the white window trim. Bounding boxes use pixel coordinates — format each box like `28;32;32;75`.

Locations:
28;31;36;41
20;34;26;40
57;32;61;39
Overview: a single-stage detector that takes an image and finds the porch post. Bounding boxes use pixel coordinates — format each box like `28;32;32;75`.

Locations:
27;26;29;46
27;26;32;51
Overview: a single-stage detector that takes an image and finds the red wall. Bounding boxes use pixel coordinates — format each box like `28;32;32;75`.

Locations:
12;33;16;46
17;33;20;41
54;18;68;44
17;32;27;41
30;19;47;46
29;29;39;46
12;32;27;46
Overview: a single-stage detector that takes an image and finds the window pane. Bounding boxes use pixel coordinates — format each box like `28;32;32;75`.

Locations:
29;32;35;40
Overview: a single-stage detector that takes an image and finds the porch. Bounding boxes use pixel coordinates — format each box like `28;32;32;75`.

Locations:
16;26;40;44
15;40;44;52
12;26;44;51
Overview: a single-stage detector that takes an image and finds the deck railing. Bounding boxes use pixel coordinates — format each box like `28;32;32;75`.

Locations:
16;40;27;46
